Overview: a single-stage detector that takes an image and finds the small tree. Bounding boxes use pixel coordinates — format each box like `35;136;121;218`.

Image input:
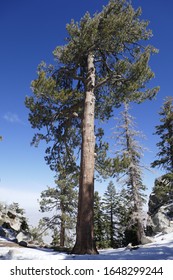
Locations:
102;181;120;248
39;167;77;247
29;223;45;245
114;187;132;247
94;191;107;248
51;228;60;247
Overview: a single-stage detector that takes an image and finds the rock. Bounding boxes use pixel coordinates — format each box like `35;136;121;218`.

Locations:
141;235;154;245
7;211;16;219
16;231;32;244
0;225;16;240
147;202;173;235
0;203;30;241
148;192;161;216
19;241;27;247
0;226;6;238
2;219;21;232
125;243;140;251
147;175;173;236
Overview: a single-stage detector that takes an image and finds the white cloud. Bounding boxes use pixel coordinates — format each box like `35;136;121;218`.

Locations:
3;112;23;124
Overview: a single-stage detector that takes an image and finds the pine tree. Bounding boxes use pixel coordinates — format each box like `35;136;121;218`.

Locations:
94;191;107;248
25;0;158;254
102;181;120;248
151;97;173;173
113;103;147;245
51;228;60;247
39;166;77;248
29;223;45;245
151;97;173;206
115;187;132;247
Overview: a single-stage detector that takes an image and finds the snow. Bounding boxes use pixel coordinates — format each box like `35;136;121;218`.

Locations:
0;232;173;260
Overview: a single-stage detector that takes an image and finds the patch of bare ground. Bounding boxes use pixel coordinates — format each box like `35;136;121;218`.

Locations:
0;240;20;247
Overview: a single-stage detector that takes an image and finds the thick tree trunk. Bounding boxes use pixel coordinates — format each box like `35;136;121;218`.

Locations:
72;53;98;254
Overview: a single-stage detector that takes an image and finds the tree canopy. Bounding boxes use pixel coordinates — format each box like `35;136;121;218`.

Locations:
25;0;159;254
25;0;159;172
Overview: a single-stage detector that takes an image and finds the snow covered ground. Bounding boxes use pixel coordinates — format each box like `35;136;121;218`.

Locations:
0;232;173;260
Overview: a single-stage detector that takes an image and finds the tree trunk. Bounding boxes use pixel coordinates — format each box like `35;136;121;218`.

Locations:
60;201;65;247
133;188;145;244
110;205;114;248
60;219;65;247
72;53;98;254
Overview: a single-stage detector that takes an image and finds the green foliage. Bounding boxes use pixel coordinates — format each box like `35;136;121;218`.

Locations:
93;182;135;248
116;188;132;246
25;0;158;177
29;223;45;244
151;96;173;172
94;191;109;248
102;181;120;248
152;173;173;206
39;161;78;247
51;228;60;247
25;0;159;252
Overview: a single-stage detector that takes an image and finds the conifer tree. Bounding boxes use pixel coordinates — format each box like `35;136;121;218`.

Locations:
51;228;60;247
94;191;107;248
39;167;77;247
151;97;173;174
102;181;120;248
113;103;147;245
25;0;158;254
29;224;45;245
151;97;173;206
115;187;132;246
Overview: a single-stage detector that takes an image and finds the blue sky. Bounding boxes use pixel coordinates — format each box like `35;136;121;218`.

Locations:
0;0;172;225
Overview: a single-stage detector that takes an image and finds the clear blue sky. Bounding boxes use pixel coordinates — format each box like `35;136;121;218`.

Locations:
0;0;172;225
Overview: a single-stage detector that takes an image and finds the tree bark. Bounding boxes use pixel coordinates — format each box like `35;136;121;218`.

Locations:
60;206;65;247
72;53;98;254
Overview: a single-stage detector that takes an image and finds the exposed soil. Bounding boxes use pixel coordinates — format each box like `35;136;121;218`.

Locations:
0;240;20;247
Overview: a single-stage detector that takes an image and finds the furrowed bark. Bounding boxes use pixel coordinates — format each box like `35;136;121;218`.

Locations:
72;53;98;254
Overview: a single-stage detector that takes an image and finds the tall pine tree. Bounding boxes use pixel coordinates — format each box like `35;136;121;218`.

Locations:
25;0;158;254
